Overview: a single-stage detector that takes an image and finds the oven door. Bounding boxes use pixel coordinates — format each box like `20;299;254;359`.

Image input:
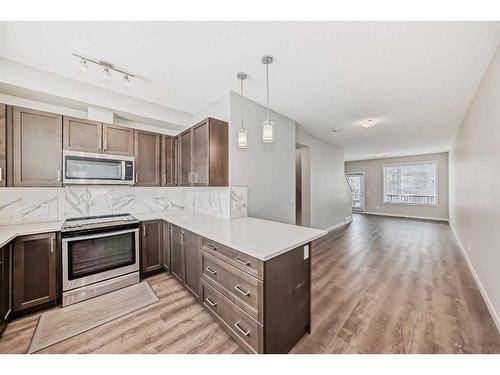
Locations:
62;228;140;291
63;150;134;185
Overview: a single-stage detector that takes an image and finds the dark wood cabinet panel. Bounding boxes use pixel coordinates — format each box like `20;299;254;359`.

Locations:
208;118;229;186
178;130;192;186
1;244;12;335
191;121;209;186
162;222;171;272
184;230;201;299
134;130;161;186
103;123;134;156
0;104;6;187
12;107;63;187
161;135;178;186
63;116;102;153
13;233;57;312
140;220;163;274
170;225;185;283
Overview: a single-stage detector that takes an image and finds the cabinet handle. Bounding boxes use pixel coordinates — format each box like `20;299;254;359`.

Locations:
206;266;217;276
57;170;62;182
142;224;146;237
234;321;251;337
181;231;185;245
0;167;3;182
234;256;251;267
234;284;250;297
135;172;138;184
206;296;217;308
98;136;102;152
51;238;55;254
162;174;166;185
205;243;217;251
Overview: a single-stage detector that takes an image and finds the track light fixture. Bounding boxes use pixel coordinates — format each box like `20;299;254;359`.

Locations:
73;53;135;87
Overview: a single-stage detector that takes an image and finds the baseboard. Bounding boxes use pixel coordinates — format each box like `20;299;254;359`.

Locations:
324;216;352;233
449;222;500;333
359;211;449;222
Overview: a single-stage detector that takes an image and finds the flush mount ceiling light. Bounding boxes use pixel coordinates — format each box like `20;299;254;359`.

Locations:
261;54;274;143
236;72;248;149
360;119;377;128
332;127;342;132
72;53;135;87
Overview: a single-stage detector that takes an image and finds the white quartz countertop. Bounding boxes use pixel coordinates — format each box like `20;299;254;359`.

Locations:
135;211;327;260
0;211;327;261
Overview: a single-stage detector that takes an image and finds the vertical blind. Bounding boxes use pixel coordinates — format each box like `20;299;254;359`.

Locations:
383;161;437;205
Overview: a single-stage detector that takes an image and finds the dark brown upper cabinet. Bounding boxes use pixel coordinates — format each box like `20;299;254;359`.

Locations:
13;232;57;312
12;107;63;187
178;117;228;187
63;116;102;153
140;220;163;275
134;130;161;186
0;104;6;187
160;135;178;186
102;123;134;156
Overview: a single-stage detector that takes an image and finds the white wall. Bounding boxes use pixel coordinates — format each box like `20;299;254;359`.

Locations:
449;45;500;331
346;152;449;221
296;127;352;230
229;92;296;224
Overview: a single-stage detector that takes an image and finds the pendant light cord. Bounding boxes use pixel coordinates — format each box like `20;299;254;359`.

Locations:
266;63;270;121
240;77;245;130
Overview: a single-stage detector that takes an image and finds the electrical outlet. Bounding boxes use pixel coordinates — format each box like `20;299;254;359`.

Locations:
40;203;49;214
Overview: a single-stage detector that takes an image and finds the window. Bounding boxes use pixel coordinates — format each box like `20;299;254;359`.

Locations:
383;161;438;206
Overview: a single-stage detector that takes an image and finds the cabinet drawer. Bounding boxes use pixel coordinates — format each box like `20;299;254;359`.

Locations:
201;279;263;353
201;251;263;322
201;238;263;280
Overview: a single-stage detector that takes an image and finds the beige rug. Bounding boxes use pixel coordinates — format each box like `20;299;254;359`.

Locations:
28;281;159;353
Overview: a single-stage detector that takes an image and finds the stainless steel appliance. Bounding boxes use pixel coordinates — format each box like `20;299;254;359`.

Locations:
63;150;134;185
61;214;140;306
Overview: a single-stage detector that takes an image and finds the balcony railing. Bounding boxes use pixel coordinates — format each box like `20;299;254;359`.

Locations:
384;194;435;205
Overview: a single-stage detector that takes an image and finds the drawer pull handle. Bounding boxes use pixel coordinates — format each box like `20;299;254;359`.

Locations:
206;296;217;308
205;243;217;251
234;256;251;266
234;284;250;297
206;266;217;276
234;321;251;337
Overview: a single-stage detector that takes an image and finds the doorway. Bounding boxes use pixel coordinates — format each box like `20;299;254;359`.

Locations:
346;172;365;212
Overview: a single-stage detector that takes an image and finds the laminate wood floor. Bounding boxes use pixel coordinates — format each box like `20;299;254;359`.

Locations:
1;214;499;354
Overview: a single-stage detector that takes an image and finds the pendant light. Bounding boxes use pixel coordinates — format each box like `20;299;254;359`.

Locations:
261;54;274;143
236;72;248;149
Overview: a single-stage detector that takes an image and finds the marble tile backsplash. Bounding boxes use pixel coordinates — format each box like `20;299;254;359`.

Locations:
0;186;243;225
230;187;248;219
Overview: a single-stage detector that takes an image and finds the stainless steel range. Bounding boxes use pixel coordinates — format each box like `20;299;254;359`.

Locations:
61;214;140;306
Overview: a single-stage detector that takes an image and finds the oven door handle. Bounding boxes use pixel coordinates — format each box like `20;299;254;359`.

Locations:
62;228;139;243
121;161;126;180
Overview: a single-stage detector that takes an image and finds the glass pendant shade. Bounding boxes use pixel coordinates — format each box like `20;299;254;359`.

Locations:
237;127;248;148
262;119;274;143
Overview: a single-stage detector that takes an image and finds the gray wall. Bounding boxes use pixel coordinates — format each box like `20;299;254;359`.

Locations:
296;127;352;230
345;152;449;221
449;45;500;331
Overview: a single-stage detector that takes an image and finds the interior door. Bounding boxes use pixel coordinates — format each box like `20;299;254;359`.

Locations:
347;173;365;212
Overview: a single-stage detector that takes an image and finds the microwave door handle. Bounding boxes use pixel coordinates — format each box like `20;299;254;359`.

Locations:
121;161;126;180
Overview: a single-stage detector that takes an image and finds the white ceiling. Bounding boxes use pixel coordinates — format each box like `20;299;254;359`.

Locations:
0;21;499;160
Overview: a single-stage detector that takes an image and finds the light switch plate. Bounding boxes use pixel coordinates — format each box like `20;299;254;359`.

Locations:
303;244;309;259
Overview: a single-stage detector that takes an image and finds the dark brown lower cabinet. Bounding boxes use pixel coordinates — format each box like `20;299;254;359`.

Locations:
162;222;171;272
1;243;12;336
170;225;185;283
13;233;57;312
140;220;163;275
184;229;201;299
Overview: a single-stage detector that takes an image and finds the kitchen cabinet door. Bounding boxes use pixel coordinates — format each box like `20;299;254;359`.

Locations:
191;120;209;186
134;130;161;186
0;104;6;187
63;116;102;153
102;123;134;156
178;130;192;186
162;222;171;272
184;229;201;299
208;118;229;186
140;220;163;274
1;244;12;335
161;135;178;186
170;225;185;283
12;107;63;187
13;233;57;312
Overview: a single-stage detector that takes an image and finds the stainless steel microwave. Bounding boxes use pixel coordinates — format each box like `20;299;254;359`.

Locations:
63;150;135;185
